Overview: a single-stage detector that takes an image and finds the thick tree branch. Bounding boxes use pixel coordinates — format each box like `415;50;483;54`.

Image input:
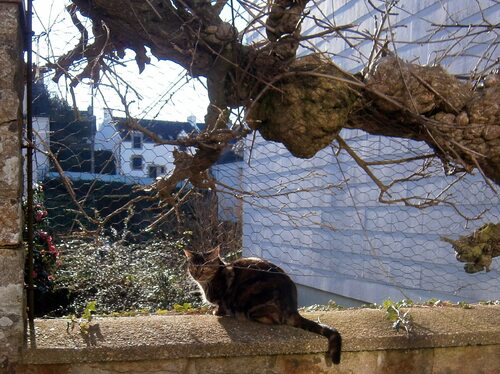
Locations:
58;1;500;192
248;55;500;184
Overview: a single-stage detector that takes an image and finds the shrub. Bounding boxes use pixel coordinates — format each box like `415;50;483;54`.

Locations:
54;236;200;315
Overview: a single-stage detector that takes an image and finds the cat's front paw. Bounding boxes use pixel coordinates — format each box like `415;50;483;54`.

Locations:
213;306;226;316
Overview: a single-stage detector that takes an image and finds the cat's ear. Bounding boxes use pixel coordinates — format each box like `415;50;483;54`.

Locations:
183;248;194;260
208;245;221;259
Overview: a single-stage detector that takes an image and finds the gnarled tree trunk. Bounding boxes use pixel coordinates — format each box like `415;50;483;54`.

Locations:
53;0;499;193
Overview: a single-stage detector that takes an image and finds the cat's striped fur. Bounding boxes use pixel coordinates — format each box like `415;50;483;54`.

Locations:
184;246;342;364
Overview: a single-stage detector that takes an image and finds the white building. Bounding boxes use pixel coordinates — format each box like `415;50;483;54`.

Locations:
96;109;201;182
31;116;50;182
242;0;500;306
211;152;244;223
96;110;244;223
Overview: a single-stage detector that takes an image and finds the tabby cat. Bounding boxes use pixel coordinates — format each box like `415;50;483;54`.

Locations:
184;246;342;364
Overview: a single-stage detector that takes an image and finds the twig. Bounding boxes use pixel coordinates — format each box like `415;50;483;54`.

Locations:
335;135;390;194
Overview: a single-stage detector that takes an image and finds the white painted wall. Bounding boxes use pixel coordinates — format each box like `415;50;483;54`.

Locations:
96;111;241;194
242;0;500;305
212;161;244;222
302;0;498;74
97;109;176;181
32;116;50;182
120;140;175;179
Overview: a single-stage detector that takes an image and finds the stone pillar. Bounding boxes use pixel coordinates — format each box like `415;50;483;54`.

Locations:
0;0;25;369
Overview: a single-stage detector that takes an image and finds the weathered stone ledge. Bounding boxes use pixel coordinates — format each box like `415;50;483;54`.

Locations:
20;305;500;368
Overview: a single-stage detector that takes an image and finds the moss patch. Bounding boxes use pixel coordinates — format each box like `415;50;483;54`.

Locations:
442;223;500;273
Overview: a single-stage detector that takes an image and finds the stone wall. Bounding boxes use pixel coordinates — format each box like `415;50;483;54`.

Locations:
10;305;500;374
11;346;500;374
0;0;25;369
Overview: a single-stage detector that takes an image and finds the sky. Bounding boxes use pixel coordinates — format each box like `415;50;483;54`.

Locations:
32;0;210;125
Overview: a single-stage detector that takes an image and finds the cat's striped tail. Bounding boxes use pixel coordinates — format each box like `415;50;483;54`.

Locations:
286;313;342;364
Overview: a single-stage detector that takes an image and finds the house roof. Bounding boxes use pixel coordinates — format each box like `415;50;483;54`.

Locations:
107;115;243;163
113;117;202;142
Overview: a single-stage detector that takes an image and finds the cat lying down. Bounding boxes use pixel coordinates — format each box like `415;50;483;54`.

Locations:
184;246;342;364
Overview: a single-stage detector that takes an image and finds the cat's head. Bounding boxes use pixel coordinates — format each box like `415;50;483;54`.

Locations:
183;246;223;282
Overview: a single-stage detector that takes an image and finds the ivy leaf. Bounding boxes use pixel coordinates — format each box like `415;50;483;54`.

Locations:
82;301;97;322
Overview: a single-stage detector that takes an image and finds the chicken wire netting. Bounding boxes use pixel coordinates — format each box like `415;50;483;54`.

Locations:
238;132;500;304
29;108;500;307
27;0;499;313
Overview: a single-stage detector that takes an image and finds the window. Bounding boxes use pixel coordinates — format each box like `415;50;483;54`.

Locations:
131;156;143;170
148;165;166;178
132;132;143;149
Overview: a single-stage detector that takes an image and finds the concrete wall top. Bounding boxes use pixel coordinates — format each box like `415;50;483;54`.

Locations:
22;305;500;365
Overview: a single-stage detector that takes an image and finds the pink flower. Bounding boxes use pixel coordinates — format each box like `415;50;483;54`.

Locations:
48;244;59;256
38;231;49;240
47;275;55;281
35;210;48;222
40;234;53;245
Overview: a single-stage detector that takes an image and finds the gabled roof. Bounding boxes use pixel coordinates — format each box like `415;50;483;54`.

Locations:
112;116;243;163
113;117;203;142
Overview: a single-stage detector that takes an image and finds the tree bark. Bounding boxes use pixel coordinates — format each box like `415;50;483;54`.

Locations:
57;1;499;187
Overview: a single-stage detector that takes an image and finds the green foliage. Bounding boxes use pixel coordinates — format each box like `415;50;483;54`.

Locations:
67;300;97;336
423;298;441;306
81;301;97;321
54;236;200;315
42;177;158;237
300;300;344;312
479;300;500;305
173;303;194;313
382;299;414;334
457;301;472;309
442;223;500;273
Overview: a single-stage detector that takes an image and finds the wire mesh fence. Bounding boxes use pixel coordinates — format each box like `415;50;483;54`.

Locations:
240;131;500;306
27;0;500;316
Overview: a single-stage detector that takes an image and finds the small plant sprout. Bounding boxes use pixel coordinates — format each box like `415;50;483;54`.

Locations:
382;299;414;335
67;300;97;336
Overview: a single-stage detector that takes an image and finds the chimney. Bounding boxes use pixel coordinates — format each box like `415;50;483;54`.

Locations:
187;115;198;131
103;108;113;123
